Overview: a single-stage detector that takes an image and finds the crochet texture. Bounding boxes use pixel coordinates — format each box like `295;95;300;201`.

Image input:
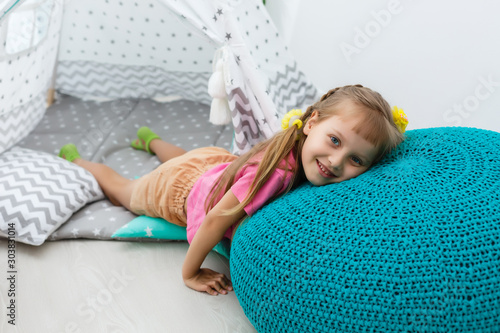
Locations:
230;127;500;333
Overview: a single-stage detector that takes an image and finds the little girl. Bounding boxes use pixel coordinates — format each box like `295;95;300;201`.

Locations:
58;84;407;296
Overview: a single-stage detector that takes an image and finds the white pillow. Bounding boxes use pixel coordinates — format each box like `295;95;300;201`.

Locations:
0;147;104;245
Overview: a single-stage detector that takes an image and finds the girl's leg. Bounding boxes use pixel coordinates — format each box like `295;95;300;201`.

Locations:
59;143;135;209
74;158;135;210
149;138;186;164
131;126;186;163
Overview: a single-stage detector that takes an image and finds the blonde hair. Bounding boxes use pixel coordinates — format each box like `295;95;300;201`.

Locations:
205;84;404;216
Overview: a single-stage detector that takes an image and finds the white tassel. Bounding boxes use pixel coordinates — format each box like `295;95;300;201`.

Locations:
208;60;226;98
208;59;231;125
210;98;232;125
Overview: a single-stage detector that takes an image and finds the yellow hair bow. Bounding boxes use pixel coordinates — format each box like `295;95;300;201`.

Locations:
392;106;408;134
282;109;303;130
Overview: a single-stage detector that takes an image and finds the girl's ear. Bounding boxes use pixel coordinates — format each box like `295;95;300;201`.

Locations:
303;110;319;135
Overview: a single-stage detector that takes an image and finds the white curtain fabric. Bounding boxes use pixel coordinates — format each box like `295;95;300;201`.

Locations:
0;0;63;154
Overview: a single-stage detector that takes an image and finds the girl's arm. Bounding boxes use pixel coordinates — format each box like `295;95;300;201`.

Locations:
182;189;246;296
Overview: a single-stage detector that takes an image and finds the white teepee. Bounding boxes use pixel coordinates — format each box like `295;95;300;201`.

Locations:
0;0;318;155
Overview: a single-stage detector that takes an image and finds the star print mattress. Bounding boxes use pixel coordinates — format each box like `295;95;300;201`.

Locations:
0;94;256;332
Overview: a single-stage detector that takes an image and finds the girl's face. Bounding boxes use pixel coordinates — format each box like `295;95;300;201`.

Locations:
301;100;379;186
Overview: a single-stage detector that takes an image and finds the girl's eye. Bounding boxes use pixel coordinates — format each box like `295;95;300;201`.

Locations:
351;156;362;165
330;136;340;146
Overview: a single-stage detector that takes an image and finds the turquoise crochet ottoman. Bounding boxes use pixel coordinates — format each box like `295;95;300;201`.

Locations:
230;127;500;333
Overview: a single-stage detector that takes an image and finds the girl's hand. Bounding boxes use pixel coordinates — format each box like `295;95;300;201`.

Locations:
182;190;244;296
183;268;233;296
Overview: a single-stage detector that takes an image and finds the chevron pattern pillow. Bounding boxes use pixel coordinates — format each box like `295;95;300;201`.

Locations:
0;147;104;245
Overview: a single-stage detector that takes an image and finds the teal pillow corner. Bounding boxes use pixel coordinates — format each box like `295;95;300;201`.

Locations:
112;216;231;259
112;215;187;240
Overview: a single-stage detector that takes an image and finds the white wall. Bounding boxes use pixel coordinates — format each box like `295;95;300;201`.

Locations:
267;0;500;132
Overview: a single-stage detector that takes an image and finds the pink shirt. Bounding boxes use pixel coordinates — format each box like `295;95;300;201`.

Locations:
185;152;296;244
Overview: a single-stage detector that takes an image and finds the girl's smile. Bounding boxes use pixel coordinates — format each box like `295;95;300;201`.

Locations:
317;159;336;178
301;100;379;186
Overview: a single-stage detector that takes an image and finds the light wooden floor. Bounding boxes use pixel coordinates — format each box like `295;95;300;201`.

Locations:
0;239;257;333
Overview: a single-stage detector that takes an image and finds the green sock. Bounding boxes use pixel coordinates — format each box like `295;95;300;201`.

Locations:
58;144;81;162
130;126;161;154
